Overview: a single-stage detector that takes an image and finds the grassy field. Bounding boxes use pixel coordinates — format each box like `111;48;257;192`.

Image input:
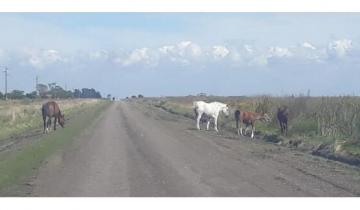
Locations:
0;99;101;141
140;95;360;165
0;99;111;195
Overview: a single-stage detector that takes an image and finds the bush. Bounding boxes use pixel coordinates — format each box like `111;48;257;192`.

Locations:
7;90;25;99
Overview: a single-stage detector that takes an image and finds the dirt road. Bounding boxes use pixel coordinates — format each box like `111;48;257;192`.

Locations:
32;101;360;196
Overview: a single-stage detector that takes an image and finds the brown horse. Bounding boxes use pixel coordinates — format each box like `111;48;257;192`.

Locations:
277;106;289;136
42;101;65;134
234;110;271;139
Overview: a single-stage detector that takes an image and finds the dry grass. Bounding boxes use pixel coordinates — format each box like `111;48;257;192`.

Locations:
144;95;360;160
0;99;101;140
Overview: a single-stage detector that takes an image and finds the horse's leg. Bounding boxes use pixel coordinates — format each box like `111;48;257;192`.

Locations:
43;116;47;134
54;116;57;131
285;121;288;136
236;118;240;135
196;112;202;130
47;118;51;133
206;119;210;131
214;115;218;132
240;122;243;136
283;123;286;135
244;124;249;136
251;122;255;139
282;122;285;134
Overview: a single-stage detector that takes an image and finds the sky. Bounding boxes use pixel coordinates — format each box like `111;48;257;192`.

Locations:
0;13;359;97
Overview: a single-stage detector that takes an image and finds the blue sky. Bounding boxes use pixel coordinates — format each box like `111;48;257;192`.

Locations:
0;13;359;97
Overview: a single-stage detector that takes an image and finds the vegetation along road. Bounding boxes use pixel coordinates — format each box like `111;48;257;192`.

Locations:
2;99;356;196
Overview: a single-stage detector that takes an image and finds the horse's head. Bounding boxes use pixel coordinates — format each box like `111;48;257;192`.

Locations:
221;104;230;117
58;114;65;128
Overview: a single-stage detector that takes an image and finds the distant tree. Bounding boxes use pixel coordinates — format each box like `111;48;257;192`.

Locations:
48;85;73;99
138;94;144;98
80;88;102;99
8;90;25;99
95;91;102;99
36;83;48;98
73;89;81;98
131;95;137;99
0;91;3;100
197;93;207;97
107;94;111;100
25;91;38;99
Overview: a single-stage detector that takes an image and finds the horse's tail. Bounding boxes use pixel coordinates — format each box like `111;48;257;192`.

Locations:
193;107;198;119
193;101;199;120
234;110;241;129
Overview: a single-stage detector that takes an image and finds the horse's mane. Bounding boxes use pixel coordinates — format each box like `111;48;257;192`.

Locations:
210;101;227;107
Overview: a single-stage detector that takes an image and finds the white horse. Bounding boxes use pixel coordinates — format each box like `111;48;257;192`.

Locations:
193;101;229;132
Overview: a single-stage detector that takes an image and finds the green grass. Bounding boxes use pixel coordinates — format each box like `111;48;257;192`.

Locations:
290;117;318;136
0;99;100;141
147;97;360;163
0;100;110;193
342;141;360;156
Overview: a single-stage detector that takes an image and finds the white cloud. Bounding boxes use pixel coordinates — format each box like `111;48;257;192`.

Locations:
1;39;357;70
158;41;202;65
22;48;67;69
244;45;254;54
246;46;292;66
212;45;230;59
328;39;352;57
89;50;109;61
302;42;316;50
229;49;241;62
249;55;268;66
159;45;175;55
268;46;292;58
121;48;150;66
43;50;64;63
177;41;202;57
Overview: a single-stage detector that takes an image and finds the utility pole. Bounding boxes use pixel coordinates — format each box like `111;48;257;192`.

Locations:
35;75;39;95
3;67;8;100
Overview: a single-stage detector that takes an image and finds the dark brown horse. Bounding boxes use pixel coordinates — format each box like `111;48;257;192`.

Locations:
42;101;65;134
235;110;271;139
277;106;289;136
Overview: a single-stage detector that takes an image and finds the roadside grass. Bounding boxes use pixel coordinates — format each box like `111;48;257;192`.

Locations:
0;100;110;194
143;96;360;166
342;141;360;156
0;99;99;141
